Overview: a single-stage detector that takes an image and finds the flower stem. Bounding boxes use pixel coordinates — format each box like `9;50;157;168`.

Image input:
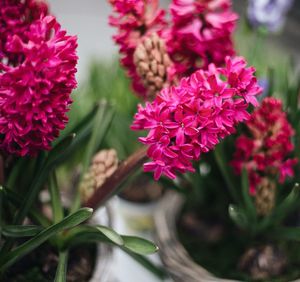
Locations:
84;146;148;210
213;144;239;203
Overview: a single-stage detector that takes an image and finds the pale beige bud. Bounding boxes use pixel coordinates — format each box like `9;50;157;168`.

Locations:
133;32;173;98
80;149;119;203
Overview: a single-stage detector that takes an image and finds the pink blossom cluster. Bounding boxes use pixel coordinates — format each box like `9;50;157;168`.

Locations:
231;97;298;194
167;0;238;77
131;56;262;180
109;0;238;99
0;6;78;156
108;0;166;97
0;0;48;65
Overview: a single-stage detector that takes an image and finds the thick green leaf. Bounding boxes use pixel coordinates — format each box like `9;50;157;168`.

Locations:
228;205;248;229
0;208;93;270
2;225;43;238
4;188;50;227
241;169;256;221
213;145;239;202
257;184;300;232
272;183;299;223
121;236;158;255
62;225;123;248
94;225;123;245
49;171;64;223
54;251;69;282
122;249;168;280
269;227;300;241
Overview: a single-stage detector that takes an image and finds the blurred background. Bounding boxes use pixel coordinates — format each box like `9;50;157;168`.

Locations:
47;1;300;281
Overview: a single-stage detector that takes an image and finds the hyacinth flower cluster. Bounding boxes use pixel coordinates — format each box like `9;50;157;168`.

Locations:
231;97;298;195
0;0;49;65
109;0;238;99
131;56;262;180
0;0;78;156
166;0;238;77
108;0;166;97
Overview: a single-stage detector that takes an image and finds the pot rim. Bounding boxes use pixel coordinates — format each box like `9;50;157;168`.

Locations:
154;191;242;282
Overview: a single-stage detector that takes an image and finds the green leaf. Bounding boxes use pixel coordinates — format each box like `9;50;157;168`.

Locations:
94;225;123;245
49;171;64;223
214;144;239;202
241;169;256;221
62;225;123;249
0;208;93;271
228;205;248;229
272;183;299;223
257;183;300;232
2;225;43;238
71;101;115;213
3;188;50;227
54;251;69;282
269;227;300;241
122;249;168;280
121;236;158;255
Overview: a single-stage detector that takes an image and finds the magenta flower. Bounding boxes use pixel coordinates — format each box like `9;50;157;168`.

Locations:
108;0;166;98
165;0;238;77
132;56;262;180
231;97;298;194
0;0;48;65
0;15;78;156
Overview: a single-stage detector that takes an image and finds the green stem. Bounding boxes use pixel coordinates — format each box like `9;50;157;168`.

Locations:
213;145;239;203
49;171;64;223
55;251;69;282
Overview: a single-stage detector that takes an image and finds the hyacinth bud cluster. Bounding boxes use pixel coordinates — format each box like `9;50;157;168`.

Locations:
134;32;173;98
0;0;78;156
131;56;262;180
109;0;238;99
80;149;119;203
231;97;297;195
108;0;166;98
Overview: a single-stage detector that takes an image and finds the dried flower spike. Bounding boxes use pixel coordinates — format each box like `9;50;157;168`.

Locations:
134;33;173;98
80;149;119;203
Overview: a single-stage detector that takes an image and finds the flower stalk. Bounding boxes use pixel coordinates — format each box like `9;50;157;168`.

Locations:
84;146;148;209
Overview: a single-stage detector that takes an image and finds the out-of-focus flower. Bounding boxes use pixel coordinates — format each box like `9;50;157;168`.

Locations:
165;0;238;77
0;15;78;156
132;56;262;180
231;97;297;194
247;0;294;32
0;0;48;65
109;0;166;98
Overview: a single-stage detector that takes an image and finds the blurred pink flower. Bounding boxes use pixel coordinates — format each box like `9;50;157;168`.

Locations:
0;0;48;65
109;0;166;98
0;15;78;156
165;0;238;77
231;97;297;194
132;56;262;180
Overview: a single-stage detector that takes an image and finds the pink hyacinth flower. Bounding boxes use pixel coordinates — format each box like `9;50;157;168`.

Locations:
0;14;78;156
132;56;262;180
